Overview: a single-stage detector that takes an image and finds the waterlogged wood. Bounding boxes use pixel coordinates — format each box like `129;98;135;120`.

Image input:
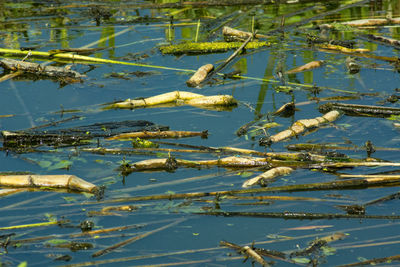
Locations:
106;130;208;140
222;26;269;40
159;41;270;55
0;58;85;78
286;60;324;74
318;44;370;54
108;91;238;110
220;241;270;266
186;64;214;87
242;167;293;188
291;232;346;257
342;17;400;27
260;110;341;145
337;254;400;267
0;174;97;192
128;156;271;171
198;211;400;220
319;102;400;117
364;34;400;47
100;174;400;204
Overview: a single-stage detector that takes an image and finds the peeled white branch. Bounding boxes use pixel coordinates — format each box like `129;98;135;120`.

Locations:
242;167;293;188
0;174;97;193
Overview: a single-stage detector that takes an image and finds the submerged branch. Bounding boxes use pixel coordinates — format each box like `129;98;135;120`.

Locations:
319;102;400;117
98;174;400;204
106;130;208;140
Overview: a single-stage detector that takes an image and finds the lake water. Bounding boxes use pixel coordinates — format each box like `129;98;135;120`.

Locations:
1;0;400;266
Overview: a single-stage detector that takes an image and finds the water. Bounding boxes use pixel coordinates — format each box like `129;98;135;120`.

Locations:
1;1;400;266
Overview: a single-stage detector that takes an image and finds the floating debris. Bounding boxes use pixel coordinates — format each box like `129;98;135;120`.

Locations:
159;41;270;55
0;174;97;193
319;103;400;117
242;167;293;188
108;91;238;110
186;64;214;87
259;110;341;146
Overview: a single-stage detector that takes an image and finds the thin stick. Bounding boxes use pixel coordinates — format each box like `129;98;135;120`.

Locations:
91;218;185;258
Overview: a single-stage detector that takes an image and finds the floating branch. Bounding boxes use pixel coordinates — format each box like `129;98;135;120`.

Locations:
219;241;271;266
0;220;67;230
318;44;370;54
107;91;238;110
242;167;293;188
0;58;85;79
286;60;324;74
186;64;214;87
259;110;341;146
99;173;400;204
107;130;208;140
222;26;268;41
364;34;400;47
159;41;270;55
2;120;168;150
198;211;400;220
337;253;400;267
126;155;271;172
290;232;346;257
342;17;400;27
319;102;400;117
0;174;98;193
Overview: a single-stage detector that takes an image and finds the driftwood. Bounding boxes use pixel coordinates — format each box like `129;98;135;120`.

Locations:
242;167;293;188
318;44;370;54
0;58;85;78
108;91;238;110
345;57;360;74
126;155;271;172
364;34;400;47
319;102;400;117
342;17;400;27
107;130;208;140
186;64;214;87
259;110;341;146
222;26;268;41
0;174;97;193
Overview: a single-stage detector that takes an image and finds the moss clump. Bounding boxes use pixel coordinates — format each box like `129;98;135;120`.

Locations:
159;41;270;55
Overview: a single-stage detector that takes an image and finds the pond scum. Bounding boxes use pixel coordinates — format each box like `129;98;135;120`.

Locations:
1;0;400;266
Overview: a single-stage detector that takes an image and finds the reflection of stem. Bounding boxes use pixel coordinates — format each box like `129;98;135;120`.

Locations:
9;81;35;127
195;19;200;42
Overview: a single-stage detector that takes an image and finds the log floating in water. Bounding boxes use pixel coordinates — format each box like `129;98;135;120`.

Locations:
107;130;208;140
222;26;269;41
127;155;271;172
259;110;341;146
0;174;97;193
186;64;214;87
242;167;293;188
108;91;238;110
0;58;85;78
